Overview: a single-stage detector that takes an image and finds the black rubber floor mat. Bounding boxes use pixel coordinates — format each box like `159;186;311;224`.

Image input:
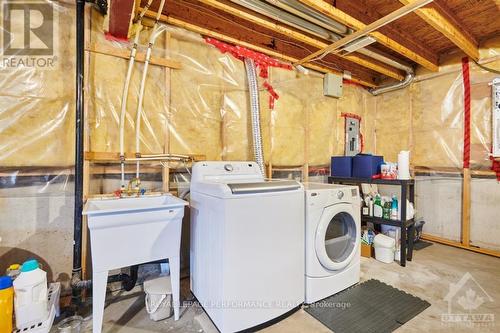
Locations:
304;279;430;333
413;241;433;251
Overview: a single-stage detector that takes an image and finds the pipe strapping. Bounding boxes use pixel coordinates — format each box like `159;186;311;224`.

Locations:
244;58;265;176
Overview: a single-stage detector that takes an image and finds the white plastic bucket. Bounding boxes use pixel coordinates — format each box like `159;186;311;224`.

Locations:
144;275;173;322
373;234;396;264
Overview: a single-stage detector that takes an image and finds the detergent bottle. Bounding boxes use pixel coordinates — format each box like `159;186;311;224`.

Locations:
373;194;383;218
13;259;48;328
6;264;21;280
390;195;399;220
0;276;14;333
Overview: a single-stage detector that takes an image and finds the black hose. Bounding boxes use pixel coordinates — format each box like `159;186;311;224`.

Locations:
72;0;85;305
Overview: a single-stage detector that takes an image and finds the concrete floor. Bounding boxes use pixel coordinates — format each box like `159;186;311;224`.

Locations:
69;242;500;332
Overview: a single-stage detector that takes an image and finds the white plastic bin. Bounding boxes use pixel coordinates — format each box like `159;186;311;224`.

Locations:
144;275;173;321
373;234;396;264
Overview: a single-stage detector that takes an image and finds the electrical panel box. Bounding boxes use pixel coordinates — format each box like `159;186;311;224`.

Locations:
493;78;500;157
345;116;360;156
323;73;343;98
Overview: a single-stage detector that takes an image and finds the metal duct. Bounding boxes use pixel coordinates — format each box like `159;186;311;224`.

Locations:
266;0;350;35
369;71;415;95
244;58;265;176
231;0;414;94
356;48;413;73
230;0;340;41
266;0;417;94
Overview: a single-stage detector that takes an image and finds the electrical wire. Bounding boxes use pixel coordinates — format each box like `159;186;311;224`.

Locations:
473;59;500;75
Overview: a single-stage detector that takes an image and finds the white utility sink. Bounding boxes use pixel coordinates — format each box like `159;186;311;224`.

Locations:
83;194;188;333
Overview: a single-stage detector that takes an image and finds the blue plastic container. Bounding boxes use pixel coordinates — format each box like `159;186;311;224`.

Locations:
331;156;353;177
352;154;384;178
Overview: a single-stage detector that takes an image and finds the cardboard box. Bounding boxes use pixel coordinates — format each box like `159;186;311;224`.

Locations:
361;243;373;258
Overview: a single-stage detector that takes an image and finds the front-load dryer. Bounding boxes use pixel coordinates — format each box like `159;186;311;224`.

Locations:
303;183;361;304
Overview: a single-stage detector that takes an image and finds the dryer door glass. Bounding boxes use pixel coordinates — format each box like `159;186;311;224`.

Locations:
324;212;356;263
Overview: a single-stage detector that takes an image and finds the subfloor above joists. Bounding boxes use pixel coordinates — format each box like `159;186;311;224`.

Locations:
399;0;479;60
335;0;438;67
297;0;439;71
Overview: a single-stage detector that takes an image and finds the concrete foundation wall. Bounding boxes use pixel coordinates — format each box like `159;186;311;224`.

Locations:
0;180;74;285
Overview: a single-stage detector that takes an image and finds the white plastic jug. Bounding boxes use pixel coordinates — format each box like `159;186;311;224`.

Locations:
13;259;49;328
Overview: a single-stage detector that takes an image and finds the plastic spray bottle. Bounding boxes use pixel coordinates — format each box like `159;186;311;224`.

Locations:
374;194;383;218
391;195;399;220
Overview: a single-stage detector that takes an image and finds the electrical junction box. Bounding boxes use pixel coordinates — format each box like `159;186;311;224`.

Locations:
345;116;360;156
493;78;500;157
323;73;343;98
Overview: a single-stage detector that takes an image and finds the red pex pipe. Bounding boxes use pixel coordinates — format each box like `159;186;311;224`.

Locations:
461;57;471;169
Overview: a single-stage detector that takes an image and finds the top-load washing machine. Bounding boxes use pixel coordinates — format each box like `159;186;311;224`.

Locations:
303;183;361;304
190;161;305;333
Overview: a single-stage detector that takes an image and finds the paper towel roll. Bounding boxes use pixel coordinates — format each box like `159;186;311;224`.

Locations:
398;150;410;180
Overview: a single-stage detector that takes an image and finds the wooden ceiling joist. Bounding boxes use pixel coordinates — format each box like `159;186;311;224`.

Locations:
196;0;405;80
399;0;479;60
140;8;378;87
297;0;439;71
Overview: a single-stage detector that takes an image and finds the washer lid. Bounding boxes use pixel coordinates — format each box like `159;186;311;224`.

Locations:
315;203;359;271
192;179;302;198
228;180;301;194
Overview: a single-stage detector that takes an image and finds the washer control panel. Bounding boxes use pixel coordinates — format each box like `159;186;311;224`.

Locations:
191;161;263;183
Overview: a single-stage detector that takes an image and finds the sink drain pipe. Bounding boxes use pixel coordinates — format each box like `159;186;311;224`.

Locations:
72;0;86;303
244;58;265;176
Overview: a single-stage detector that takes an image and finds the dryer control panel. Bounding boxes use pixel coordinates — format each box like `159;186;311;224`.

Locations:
330;187;358;202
